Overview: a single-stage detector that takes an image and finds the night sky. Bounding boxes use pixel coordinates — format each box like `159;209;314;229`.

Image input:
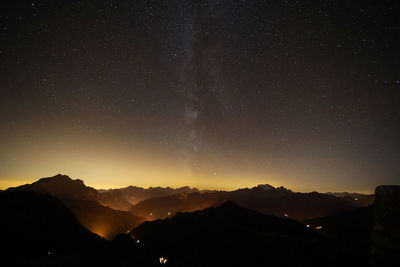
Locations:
1;0;399;192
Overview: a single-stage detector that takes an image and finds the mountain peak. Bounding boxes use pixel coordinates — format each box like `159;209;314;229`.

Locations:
7;174;98;201
34;174;88;188
54;173;71;179
219;200;240;209
257;184;276;190
40;174;73;182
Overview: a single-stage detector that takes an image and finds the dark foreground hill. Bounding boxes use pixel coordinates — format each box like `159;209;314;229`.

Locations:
0;190;159;266
131;200;362;267
0;190;104;265
7;174;143;239
303;205;373;265
303;185;400;267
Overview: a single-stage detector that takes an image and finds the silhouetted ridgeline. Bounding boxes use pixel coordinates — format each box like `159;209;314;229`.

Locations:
7;174;143;239
130;187;362;221
7;174;98;200
6;174;375;238
98;185;200;210
326;191;375;207
132;200;326;266
1;182;399;266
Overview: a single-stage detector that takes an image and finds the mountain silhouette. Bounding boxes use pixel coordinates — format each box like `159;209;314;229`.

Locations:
131;191;225;219
131;200;354;266
303;205;373;241
2;181;398;267
0;190;105;265
7;174;143;239
5;174;376;240
303;205;373;266
0;190;158;266
98;185;200;210
326;191;375;207
302;186;400;267
8;174;99;200
130;185;357;221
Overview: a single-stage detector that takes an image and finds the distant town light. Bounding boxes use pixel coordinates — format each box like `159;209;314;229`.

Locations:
306;224;310;228
284;213;288;218
168;211;171;215
315;226;323;230
136;240;140;244
159;257;168;264
354;198;359;201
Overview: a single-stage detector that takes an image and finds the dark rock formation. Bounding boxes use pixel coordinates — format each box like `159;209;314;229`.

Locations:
371;186;400;267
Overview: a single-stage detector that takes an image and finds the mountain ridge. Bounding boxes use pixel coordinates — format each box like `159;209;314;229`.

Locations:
6;174;375;237
7;174;143;239
130;186;361;221
131;200;328;266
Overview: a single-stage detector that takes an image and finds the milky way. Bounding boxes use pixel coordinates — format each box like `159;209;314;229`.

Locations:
180;1;229;169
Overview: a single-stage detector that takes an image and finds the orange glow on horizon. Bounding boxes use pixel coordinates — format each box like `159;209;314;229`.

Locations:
0;126;378;194
0;171;375;194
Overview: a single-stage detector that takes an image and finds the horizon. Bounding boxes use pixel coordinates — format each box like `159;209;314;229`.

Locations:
0;173;376;194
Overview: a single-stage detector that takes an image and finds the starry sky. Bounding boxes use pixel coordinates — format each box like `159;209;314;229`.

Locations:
1;0;399;192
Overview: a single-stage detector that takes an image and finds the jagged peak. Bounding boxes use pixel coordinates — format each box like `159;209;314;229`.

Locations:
256;184;275;190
